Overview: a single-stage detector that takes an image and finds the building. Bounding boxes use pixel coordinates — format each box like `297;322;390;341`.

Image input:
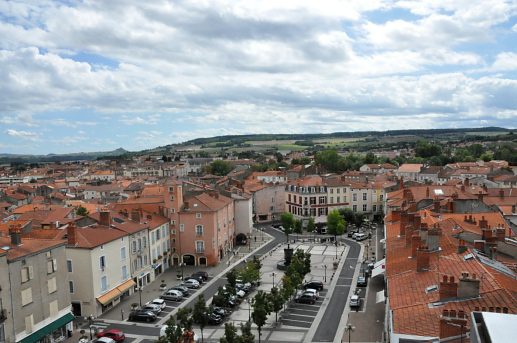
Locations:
396;163;423;181
285;175;328;223
0;225;73;343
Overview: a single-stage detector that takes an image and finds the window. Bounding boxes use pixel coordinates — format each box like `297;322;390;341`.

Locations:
337;196;341;203
67;260;73;273
21;266;33;283
49;300;58;317
196;241;205;253
120;247;126;260
319;196;326;204
363;193;367;201
100;256;106;270
310;197;316;205
180;224;185;232
156;230;160;240
373;205;377;212
330;189;334;194
293;195;297;203
138;238;142;251
100;276;108;292
69;281;74;293
47;259;57;274
132;241;137;253
288;194;291;202
171;229;176;235
143;237;147;248
363;204;367;212
337;188;340;194
144;255;148;265
353;194;357;202
380;194;384;201
48;277;57;293
21;288;33;306
353;205;357;212
122;265;128;280
25;315;34;332
196;213;202;219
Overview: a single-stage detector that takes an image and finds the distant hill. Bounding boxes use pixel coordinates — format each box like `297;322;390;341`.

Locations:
0;148;129;163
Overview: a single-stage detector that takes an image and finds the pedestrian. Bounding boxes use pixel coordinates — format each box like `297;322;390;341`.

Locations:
254;236;257;242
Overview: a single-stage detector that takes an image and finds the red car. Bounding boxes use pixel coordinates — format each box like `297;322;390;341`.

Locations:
96;329;125;342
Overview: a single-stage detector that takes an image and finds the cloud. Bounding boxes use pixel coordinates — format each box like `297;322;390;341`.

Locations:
491;52;517;71
5;128;39;140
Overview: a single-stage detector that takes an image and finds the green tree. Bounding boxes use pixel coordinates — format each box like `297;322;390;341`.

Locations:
209;160;233;176
364;152;376;164
252;291;271;343
281;274;295;302
293;219;302;234
269;286;284;322
176;307;193;332
193;295;208;342
306;217;315;233
220;322;238;343
238;321;255;343
415;140;442;158
76;205;89;216
280;212;294;242
157;316;183;343
327;209;346;248
239;260;260;285
226;269;238;290
315;149;340;172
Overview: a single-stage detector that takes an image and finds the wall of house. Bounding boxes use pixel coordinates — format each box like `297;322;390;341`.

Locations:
0;254;13;343
234;197;253;236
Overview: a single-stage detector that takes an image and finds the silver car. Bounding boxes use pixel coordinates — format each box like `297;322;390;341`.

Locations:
182;279;200;289
161;289;183;301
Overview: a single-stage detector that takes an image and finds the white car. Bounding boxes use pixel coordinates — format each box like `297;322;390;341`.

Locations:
141;303;162;314
94;338;116;343
160;325;200;342
148;298;167;310
182;279;200;289
304;288;320;300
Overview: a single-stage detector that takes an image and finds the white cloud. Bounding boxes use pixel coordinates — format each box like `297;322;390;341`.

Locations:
491;52;517;71
5;129;39;140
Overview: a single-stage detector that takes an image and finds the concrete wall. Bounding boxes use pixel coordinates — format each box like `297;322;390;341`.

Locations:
234;196;253;236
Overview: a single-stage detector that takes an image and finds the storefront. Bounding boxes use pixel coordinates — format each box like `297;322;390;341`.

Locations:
19;312;74;343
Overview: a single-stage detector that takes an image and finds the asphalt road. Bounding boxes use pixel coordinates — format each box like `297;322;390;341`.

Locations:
312;239;361;342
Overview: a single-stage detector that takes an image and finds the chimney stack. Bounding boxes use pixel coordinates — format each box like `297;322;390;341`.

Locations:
427;224;441;251
474;239;486;252
9;224;22;246
411;233;422;257
465;178;470;187
131;209;141;223
458;272;480;298
67;222;77;246
99;207;111;227
457;239;467;254
433;199;440;213
496;225;506;242
439;309;468;340
479;216;488;229
439;275;458;300
499;189;504;198
416;245;430;272
426;187;430;198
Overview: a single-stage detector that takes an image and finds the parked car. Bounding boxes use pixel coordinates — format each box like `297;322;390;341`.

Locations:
349;295;361;308
182;279;200;289
95;329;125;343
357;276;367;287
170;285;190;296
235;282;252;293
303;281;324;291
212;306;227;318
94;338;116;343
161;289;184;301
192;271;209;281
188;275;204;284
303;288;320;299
207;312;223;325
129;310;157;322
295;293;316;304
148;298;166;310
141;303;162;314
353;232;367;241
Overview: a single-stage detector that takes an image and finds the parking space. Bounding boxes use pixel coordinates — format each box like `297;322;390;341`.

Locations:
281;289;328;328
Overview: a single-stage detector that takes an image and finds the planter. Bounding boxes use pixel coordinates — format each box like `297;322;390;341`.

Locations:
176;274;183;280
333;261;339;270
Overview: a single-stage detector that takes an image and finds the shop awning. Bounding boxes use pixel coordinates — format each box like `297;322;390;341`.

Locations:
376;290;386;303
97;288;121;305
20;312;74;343
372;258;386;278
116;279;136;293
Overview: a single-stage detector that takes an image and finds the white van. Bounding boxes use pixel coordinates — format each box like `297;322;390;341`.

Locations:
353;233;367;241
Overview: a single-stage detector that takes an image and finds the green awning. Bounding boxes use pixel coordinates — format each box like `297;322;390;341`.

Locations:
19;312;74;343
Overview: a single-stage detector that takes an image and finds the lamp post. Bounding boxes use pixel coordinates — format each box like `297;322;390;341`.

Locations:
324;265;327;283
271;272;276;287
344;323;355;343
138;287;142;307
261;228;264;241
246;298;251;322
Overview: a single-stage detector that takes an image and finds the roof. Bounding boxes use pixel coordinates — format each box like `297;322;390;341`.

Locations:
0;236;66;261
71;226;127;249
397;164;423;173
183;192;232;212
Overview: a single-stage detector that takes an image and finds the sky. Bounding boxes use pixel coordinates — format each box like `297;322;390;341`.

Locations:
0;0;516;154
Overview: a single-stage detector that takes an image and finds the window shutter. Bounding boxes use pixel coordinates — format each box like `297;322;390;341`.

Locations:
52;259;57;272
28;266;34;280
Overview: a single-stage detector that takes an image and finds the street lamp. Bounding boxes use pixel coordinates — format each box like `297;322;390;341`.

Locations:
324;265;327;283
344;323;355;343
246;298;252;322
271;272;276;287
261;228;264;241
138;287;142;307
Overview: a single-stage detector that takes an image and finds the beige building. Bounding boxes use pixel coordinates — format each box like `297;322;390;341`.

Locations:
0;225;72;343
66;224;134;317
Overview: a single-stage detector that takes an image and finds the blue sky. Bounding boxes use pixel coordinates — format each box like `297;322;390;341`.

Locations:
0;0;516;154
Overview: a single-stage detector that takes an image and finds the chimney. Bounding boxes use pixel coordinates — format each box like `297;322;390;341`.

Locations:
67;222;77;246
477;191;484;201
419;223;429;244
400;212;409;236
99;207;111;227
499;189;504;198
479;216;488;229
416;245;430;272
457;239;467;254
512;205;516;214
458;272;480;298
131;209;141;223
426;187;430;198
9;224;22;246
496;225;506;242
391;210;401;222
413;214;421;230
474;240;486;252
439;275;458;300
427;224;441;251
447;200;454;213
439;309;468;340
184;201;189;210
411;233;422;257
433;199;440;213
465;178;470;187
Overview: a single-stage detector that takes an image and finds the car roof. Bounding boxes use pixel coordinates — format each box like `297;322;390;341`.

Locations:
152;298;165;303
100;329;122;335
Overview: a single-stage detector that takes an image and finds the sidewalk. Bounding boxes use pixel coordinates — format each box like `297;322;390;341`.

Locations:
65;228;271;340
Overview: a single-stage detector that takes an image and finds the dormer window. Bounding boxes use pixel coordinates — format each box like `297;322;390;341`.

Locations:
196;213;202;219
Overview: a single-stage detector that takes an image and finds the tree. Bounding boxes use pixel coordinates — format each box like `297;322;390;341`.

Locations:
220;322;238;343
306;217;316;241
209;160;233;176
315;149;340;172
239;260;260;285
293;219;302;234
252;291;271;343
176;307;193;332
76;205;89;216
157;316;183;343
269;286;284;322
226;269;238;289
193;295;208;342
327;210;346;252
280;212;294;242
238;321;255;343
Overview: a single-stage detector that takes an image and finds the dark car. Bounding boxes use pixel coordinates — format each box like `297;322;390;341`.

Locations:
192;271;209;281
95;329;125;343
357;276;367;287
188;274;204;284
207;312;223;325
170;285;190;297
212;306;227;318
295;293;316;305
303;281;324;291
129;310;157;322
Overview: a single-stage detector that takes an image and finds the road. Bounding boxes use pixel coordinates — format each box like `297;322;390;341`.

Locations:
311;238;361;342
